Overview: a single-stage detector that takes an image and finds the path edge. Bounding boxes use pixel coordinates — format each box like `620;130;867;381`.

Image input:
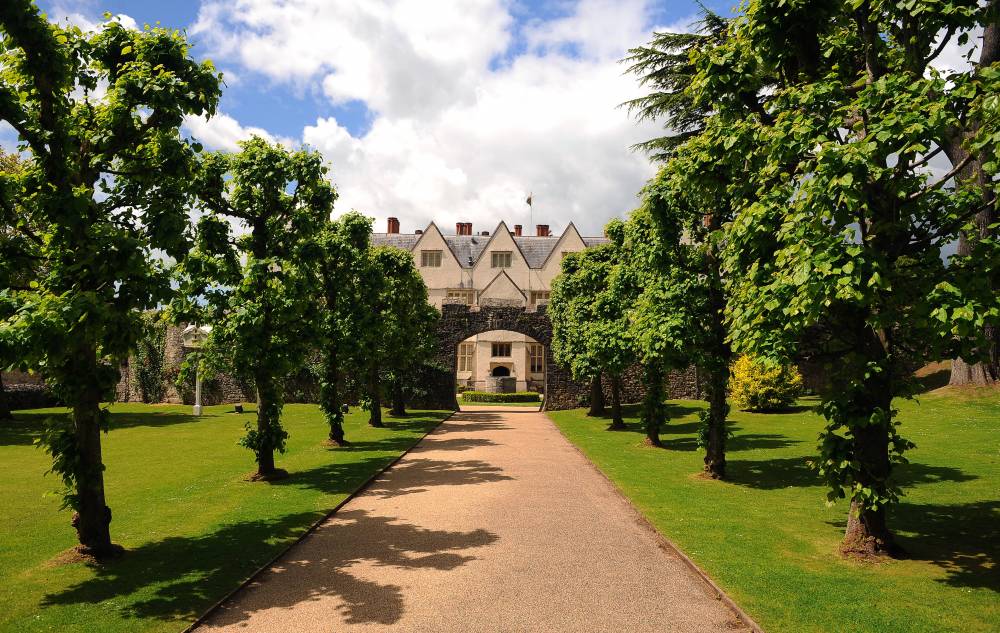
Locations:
179;411;455;633
546;414;765;633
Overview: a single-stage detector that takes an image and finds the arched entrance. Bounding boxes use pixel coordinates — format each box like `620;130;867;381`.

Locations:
491;366;511;377
427;303;590;411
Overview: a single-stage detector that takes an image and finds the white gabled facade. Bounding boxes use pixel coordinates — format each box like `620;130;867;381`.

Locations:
372;218;607;392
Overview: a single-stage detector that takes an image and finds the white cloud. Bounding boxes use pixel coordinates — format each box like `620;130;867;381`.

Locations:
195;0;666;235
183;113;292;152
930;27;984;75
46;4;137;32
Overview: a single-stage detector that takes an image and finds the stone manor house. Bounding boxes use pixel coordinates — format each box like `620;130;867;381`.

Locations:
372;218;607;392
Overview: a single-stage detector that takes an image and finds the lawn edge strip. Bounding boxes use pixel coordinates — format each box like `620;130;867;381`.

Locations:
546;414;765;633
178;411;455;633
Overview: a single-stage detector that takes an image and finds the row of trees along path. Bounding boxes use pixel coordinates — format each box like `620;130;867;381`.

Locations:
552;1;1000;559
0;2;435;558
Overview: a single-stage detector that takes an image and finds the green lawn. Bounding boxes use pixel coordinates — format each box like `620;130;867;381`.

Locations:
0;403;449;633
548;388;999;633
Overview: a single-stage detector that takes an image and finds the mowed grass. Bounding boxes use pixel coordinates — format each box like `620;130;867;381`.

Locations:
548;388;999;633
0;402;449;633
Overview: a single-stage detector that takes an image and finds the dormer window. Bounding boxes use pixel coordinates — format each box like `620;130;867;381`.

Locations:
491;251;513;268
420;250;442;267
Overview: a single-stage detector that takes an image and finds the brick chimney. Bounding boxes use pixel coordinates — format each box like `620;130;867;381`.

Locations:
455;222;473;236
387;217;400;234
514;224;522;236
536;224;550;237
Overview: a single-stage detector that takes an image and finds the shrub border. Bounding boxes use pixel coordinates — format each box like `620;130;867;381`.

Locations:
461;391;541;403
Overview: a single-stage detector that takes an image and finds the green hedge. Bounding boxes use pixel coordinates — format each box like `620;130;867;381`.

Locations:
461;391;541;403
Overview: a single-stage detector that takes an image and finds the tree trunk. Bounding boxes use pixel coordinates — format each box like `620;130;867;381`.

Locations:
321;351;347;446
642;362;665;447
368;363;383;428
703;239;731;479
0;374;12;420
587;372;605;416
941;55;998;386
841;415;899;557
703;365;728;479
840;327;903;558
608;374;625;430
390;378;406;416
70;349;117;558
252;373;285;479
949;354;997;387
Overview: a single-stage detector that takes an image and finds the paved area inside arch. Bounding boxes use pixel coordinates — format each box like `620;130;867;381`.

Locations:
196;406;746;632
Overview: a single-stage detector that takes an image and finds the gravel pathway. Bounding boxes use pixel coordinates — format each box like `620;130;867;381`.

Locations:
195;406;746;632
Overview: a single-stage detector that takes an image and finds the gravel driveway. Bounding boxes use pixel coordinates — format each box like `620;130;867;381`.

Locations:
195;405;747;632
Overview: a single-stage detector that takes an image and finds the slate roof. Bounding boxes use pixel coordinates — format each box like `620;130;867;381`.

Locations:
371;226;608;269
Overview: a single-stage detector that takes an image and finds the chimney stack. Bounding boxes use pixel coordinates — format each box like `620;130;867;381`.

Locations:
514;224;522;236
387;217;400;234
536;224;550;237
456;222;474;236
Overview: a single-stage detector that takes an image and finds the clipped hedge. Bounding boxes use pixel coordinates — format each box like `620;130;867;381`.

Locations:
461;391;541;403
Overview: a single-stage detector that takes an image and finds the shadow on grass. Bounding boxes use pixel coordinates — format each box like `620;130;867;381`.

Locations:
914;368;951;393
731;458;977;490
895;500;1000;592
1;410;203;446
42;508;498;627
661;429;801;453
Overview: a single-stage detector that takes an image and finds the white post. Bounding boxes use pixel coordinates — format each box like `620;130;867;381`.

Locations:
193;366;203;416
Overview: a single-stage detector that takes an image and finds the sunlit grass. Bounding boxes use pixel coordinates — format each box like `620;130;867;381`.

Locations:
0;402;448;633
548;388;999;633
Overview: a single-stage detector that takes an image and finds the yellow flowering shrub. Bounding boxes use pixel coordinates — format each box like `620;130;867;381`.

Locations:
729;355;803;411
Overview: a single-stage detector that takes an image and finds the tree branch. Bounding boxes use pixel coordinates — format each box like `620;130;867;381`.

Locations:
908;153;974;201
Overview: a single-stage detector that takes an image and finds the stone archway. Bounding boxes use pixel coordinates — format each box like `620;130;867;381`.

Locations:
425;303;590;411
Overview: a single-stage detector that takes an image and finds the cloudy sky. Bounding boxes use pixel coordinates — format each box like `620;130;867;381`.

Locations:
20;0;732;236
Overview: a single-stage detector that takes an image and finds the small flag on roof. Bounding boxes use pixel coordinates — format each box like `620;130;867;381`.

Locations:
526;192;533;206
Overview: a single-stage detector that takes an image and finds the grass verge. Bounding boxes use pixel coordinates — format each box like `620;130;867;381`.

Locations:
547;389;999;633
0;402;448;633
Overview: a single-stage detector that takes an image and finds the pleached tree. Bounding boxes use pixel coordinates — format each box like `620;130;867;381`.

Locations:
0;4;220;557
357;246;437;427
317;211;371;445
550;241;635;430
685;0;1000;555
174;137;334;480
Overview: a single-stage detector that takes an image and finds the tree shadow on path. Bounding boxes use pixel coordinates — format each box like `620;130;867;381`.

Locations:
207;508;498;627
41;509;498;628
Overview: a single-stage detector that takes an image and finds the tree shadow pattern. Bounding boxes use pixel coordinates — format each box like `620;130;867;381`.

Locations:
41;509;498;627
0;410;200;446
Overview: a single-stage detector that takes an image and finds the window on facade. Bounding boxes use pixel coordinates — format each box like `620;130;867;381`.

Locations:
530;290;551;305
458;342;475;372
528;343;544;373
420;250;442;267
491;251;513;268
491;342;512;357
447;289;475;305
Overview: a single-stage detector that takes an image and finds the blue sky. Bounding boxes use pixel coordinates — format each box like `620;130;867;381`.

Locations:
32;0;732;235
